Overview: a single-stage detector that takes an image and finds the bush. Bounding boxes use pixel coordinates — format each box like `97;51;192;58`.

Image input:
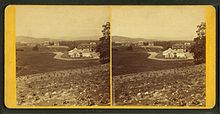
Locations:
32;45;39;51
113;48;118;51
16;48;24;51
127;45;133;51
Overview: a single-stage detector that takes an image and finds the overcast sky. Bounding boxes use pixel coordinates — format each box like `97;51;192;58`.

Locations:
111;6;206;40
16;6;206;41
16;6;110;40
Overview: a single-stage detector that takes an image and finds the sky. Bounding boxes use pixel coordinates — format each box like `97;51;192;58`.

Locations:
16;6;206;41
16;6;110;40
111;6;206;40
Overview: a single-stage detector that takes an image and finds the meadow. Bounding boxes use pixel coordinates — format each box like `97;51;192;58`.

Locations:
112;46;194;76
112;46;205;106
16;45;110;106
16;46;100;76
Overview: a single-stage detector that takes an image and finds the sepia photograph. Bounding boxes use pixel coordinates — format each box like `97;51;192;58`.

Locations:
15;6;110;106
112;6;206;106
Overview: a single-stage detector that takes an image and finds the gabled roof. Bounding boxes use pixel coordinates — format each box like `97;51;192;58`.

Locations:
163;48;177;54
69;48;82;53
81;49;90;53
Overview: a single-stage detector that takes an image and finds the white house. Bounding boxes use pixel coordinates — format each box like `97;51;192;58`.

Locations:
176;53;187;59
162;48;176;59
68;48;81;58
68;47;99;58
163;48;187;59
81;49;92;57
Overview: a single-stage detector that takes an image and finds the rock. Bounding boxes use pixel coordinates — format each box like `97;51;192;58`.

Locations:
45;92;49;96
52;91;57;95
144;91;149;95
137;93;141;96
27;94;33;99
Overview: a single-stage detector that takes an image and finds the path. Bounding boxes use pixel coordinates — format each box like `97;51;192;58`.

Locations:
147;52;193;61
53;52;99;61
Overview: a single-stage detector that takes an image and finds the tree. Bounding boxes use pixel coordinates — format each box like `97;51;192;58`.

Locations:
32;45;39;51
191;22;206;64
127;45;133;51
96;22;110;64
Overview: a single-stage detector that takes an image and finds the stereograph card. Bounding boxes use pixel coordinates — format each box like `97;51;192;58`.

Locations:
4;5;216;110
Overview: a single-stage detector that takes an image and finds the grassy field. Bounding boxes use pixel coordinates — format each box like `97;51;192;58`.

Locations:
113;64;205;106
16;46;110;106
17;64;110;106
16;46;100;76
113;46;194;76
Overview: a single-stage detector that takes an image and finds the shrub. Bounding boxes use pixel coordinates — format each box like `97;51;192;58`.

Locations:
32;45;39;51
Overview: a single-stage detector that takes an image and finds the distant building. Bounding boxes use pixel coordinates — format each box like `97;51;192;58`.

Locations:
77;42;97;52
148;42;154;46
122;41;132;46
138;41;144;46
68;47;94;58
162;48;176;59
113;41;132;47
81;49;92;57
172;43;187;52
44;41;50;46
89;42;97;51
16;42;27;47
27;43;39;47
162;48;187;59
54;42;60;46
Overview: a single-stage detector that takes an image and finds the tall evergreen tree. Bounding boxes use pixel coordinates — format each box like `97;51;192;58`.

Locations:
191;22;206;64
96;22;110;64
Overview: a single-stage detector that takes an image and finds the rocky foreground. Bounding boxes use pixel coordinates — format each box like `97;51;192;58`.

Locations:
17;64;110;106
113;64;206;106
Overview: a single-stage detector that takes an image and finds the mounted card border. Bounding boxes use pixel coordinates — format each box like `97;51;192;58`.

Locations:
4;5;216;109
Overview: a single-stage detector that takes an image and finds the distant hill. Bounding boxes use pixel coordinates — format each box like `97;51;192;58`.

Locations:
112;36;157;42
112;36;193;42
16;36;60;43
16;36;100;43
59;36;100;41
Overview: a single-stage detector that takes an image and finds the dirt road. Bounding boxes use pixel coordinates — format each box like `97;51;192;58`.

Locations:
53;52;99;61
148;52;193;61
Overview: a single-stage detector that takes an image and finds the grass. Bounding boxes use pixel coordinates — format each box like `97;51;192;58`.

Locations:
112;46;194;76
16;46;100;76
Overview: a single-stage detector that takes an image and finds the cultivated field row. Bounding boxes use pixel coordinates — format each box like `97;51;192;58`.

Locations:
17;64;110;106
113;64;206;106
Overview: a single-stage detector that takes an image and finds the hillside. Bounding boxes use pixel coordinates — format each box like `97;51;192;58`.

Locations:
113;64;205;106
112;36;156;42
112;36;193;43
16;36;60;43
16;35;100;43
17;64;110;106
16;46;100;76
